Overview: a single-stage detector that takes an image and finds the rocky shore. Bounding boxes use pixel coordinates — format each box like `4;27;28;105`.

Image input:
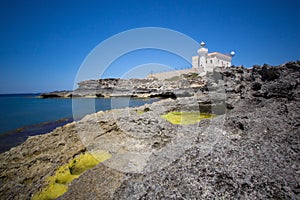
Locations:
40;73;205;98
0;62;299;199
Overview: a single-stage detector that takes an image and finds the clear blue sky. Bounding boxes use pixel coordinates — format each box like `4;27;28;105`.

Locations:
0;0;299;93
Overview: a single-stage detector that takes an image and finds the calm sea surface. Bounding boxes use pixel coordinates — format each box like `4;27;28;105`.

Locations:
0;94;158;134
0;94;158;152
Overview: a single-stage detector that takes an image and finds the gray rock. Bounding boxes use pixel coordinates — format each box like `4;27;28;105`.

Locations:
1;61;300;199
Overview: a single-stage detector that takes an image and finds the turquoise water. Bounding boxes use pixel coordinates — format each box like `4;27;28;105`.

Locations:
0;94;157;134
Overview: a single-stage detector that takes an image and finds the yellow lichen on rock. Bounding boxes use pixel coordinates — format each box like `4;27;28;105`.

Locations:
136;107;150;115
32;151;111;200
161;112;216;125
136;110;145;115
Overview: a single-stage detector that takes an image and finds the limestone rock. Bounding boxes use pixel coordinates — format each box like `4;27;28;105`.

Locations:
1;61;300;199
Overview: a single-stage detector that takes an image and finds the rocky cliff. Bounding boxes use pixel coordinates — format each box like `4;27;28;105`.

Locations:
40;73;205;98
1;62;299;199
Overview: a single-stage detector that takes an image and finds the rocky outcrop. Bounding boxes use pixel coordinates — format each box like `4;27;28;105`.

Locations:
0;123;86;199
0;61;299;199
39;91;72;98
40;73;205;98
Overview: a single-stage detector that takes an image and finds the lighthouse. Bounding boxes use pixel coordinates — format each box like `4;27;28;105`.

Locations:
192;42;235;72
197;41;208;71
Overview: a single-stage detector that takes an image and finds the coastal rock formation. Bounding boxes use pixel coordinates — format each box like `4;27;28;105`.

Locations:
0;123;86;199
40;73;205;98
0;61;299;199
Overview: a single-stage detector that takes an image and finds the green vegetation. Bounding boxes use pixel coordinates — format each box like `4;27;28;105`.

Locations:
161;111;216;125
181;73;199;79
136;107;150;115
165;73;199;82
165;76;180;81
137;110;145;115
32;151;111;200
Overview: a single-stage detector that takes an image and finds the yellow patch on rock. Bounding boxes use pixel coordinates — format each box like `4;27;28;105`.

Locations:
161;112;216;125
32;151;111;200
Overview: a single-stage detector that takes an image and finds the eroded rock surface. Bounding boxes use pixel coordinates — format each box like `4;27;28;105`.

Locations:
40;73;205;98
0;123;86;199
0;62;299;199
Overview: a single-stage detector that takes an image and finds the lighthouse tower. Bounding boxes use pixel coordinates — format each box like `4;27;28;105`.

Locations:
192;41;235;72
197;41;208;71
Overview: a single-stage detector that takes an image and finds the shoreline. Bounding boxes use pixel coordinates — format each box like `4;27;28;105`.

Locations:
0;117;73;153
0;62;299;199
0;97;161;153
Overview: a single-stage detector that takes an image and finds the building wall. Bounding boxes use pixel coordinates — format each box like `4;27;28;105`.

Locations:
149;51;232;79
193;53;232;72
192;56;198;68
207;57;230;67
147;68;202;80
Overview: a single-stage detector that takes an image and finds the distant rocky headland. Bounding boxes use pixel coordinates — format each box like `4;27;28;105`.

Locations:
1;61;299;199
40;72;206;99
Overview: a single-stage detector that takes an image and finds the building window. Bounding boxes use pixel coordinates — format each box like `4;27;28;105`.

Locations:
210;60;213;64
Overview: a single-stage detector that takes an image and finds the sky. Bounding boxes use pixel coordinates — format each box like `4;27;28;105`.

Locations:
0;0;299;93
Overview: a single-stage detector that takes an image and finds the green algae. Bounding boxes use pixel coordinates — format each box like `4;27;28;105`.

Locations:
136;107;150;115
161;111;216;125
32;151;111;200
136;110;145;115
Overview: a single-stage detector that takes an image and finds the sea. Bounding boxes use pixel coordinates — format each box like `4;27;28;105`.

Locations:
0;94;158;153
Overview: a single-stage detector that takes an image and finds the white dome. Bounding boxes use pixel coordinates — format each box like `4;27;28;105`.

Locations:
200;41;206;47
230;51;235;56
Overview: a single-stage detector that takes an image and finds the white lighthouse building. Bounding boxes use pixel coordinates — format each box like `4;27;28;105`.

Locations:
192;42;235;72
147;41;235;80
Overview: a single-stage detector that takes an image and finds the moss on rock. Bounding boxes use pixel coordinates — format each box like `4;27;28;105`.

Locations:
136;107;150;115
161;112;216;125
32;151;111;200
